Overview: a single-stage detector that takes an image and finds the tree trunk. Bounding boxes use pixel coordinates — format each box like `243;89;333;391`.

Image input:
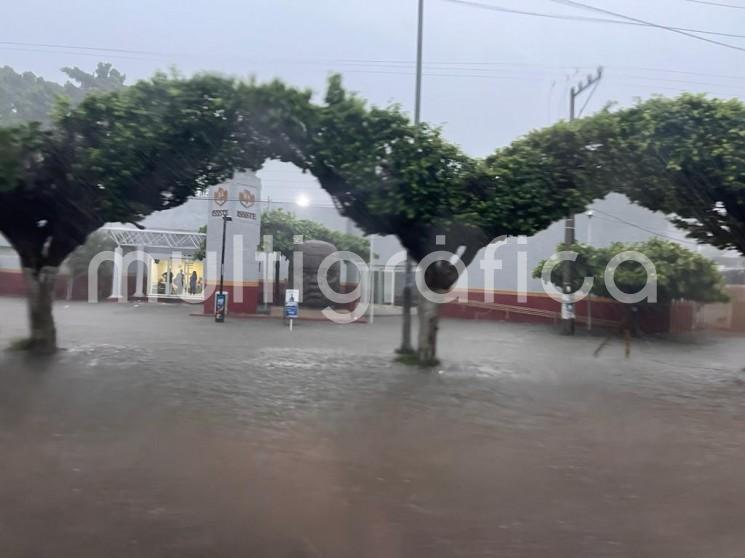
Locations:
398;257;415;354
23;267;58;353
416;291;440;366
274;259;281;306
66;274;75;301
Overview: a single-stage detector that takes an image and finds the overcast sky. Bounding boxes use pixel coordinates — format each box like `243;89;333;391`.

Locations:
4;0;744;204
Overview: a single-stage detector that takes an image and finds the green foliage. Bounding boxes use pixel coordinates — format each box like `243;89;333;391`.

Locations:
3;64;740;365
6;337;36;352
193;224;208;261
61;64;125;94
500;94;745;256
525;94;745;255
0;72;288;270
0;63;125;127
533;238;728;304
394;351;438;367
195;210;370;262
64;230;117;277
4;66;741;356
0;68;601;285
305;75;598;283
261;209;370;260
609;94;745;255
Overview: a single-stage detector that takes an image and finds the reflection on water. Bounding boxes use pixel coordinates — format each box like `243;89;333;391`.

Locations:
1;315;744;557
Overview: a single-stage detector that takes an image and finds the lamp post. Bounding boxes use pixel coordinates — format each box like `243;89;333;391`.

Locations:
586;209;594;332
369;234;375;325
399;0;424;354
215;214;232;323
562;67;603;335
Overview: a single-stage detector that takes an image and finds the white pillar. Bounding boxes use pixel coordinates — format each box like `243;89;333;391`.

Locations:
110;246;123;301
134;244;145;298
165;260;172;296
390;268;396;305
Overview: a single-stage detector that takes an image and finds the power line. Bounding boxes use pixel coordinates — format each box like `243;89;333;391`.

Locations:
546;0;745;53
343;67;745;97
342;68;547;81
613;72;745;92
577;78;601;117
592;208;699;245
685;0;745;8
3;40;743;96
4;38;745;82
440;0;745;39
333;58;590;68
604;78;742;98
0;45;147;61
612;65;745;83
333;59;745;85
609;79;743;98
0;40;166;56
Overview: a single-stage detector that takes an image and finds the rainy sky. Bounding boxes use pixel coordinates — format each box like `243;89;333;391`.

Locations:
3;0;744;204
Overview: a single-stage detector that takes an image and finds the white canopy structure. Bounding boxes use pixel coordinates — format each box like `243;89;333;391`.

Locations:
104;226;205;251
102;226;207;301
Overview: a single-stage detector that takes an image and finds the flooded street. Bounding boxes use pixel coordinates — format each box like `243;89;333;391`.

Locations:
1;298;744;557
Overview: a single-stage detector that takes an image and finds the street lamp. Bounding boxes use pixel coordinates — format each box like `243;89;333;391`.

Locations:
295;194;310;208
215;214;232;323
398;0;424;355
586;209;594;331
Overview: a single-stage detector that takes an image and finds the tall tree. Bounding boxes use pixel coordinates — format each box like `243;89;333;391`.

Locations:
259;209;369;262
304;77;602;364
607;94;745;255
533;238;728;332
62;230;117;300
0;72;305;352
0;63;125;126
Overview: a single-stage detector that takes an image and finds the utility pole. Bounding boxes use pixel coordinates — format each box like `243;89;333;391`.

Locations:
215;214;232;323
586;209;594;332
369;234;376;325
561;66;603;335
399;0;424;354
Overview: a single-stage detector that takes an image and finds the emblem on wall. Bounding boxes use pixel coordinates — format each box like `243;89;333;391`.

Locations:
214;187;228;206
239;189;256;209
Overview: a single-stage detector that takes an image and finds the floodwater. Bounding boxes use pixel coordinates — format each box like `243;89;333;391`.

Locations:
0;298;744;557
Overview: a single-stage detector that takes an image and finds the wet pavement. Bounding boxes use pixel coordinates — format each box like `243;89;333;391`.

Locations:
0;297;744;557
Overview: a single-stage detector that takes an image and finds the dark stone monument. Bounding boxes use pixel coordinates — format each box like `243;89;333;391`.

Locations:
294;240;339;308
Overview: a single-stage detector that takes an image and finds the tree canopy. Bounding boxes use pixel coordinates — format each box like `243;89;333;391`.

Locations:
259;209;369;261
0;63;125;127
3;67;741;358
0;71;304;351
194;209;370;262
533;238;728;305
304;76;598;288
298;76;607;363
64;230;116;279
519;94;745;256
0;73;261;271
611;95;745;255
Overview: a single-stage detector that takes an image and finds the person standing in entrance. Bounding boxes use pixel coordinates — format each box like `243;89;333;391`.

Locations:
174;270;184;295
189;271;198;295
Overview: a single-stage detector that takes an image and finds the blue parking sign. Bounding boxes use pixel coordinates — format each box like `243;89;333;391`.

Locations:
285;289;299;321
